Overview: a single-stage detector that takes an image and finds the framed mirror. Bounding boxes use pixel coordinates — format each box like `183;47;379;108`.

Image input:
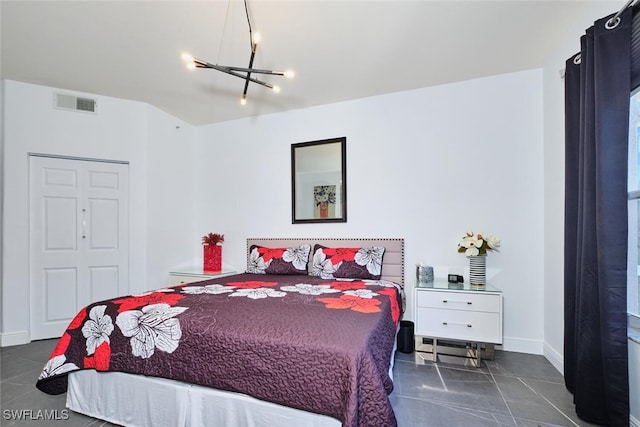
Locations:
291;137;347;223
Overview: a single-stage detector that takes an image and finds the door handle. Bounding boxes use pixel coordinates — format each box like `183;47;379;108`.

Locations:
82;208;86;239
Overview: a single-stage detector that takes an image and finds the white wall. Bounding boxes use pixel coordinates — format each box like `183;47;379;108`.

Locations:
195;70;545;354
145;106;199;287
0;80;196;345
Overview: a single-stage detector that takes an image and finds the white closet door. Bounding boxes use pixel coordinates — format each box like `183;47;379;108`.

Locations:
29;155;129;340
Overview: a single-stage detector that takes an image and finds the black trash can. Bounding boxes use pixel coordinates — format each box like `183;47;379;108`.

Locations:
397;320;414;353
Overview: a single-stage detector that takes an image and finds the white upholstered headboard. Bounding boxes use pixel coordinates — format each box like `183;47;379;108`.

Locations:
246;238;405;286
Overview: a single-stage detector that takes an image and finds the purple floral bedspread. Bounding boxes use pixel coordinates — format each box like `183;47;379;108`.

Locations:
36;273;404;427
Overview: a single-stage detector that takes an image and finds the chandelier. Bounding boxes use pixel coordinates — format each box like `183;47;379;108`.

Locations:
181;0;294;105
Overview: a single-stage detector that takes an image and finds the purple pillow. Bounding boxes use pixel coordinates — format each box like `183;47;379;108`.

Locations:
310;244;385;280
247;245;311;275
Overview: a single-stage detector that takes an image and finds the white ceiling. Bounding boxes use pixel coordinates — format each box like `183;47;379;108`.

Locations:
0;0;620;126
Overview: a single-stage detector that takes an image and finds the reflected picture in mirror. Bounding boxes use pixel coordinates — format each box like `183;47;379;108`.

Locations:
291;137;346;223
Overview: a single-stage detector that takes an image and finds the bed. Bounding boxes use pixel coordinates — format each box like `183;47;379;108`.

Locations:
37;238;405;427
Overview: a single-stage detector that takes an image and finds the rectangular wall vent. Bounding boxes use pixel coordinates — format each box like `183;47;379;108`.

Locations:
54;93;97;114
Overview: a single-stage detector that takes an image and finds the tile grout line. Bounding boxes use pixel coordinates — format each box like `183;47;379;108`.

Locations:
490;412;518;427
518;378;580;427
487;362;518;425
434;363;448;392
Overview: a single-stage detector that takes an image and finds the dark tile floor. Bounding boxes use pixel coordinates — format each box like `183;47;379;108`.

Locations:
391;350;599;427
1;339;598;427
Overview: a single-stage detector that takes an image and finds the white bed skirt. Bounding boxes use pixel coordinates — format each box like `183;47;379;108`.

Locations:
67;370;341;427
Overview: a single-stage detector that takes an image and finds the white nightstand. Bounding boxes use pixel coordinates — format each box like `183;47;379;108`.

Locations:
169;268;237;286
414;280;503;366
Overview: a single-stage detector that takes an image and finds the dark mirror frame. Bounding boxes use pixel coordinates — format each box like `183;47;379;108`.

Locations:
291;137;347;224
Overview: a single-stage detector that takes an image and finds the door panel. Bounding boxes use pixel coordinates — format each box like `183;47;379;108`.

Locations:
88;169;119;189
43;166;77;187
88;199;119;249
44;197;78;250
30;156;129;340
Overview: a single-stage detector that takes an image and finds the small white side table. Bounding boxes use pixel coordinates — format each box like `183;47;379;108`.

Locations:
414;280;503;366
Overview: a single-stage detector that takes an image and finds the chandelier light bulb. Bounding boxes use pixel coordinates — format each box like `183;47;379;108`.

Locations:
181;53;197;70
272;85;281;93
284;70;295;79
240;96;247;105
252;32;261;45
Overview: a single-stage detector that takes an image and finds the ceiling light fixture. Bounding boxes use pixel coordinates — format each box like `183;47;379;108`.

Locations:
181;0;294;105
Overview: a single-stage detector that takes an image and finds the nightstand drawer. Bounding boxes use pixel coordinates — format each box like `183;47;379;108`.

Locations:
416;307;502;344
169;275;209;286
169;269;237;286
416;290;500;313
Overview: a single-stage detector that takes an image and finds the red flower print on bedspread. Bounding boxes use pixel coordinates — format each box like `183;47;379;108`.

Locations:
112;292;185;313
318;294;382;313
83;341;111;371
67;307;88;330
377;287;401;324
328;280;367;291
49;333;72;359
227;280;278;289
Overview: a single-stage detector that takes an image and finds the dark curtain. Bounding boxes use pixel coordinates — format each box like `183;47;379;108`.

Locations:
564;8;631;427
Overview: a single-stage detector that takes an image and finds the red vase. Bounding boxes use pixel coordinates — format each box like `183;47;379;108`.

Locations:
203;245;222;273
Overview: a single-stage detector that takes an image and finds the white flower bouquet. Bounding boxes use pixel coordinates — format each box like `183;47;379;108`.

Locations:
457;230;500;257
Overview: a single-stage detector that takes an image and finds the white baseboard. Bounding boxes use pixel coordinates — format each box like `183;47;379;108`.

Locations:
543;342;564;375
630;414;640;427
0;330;30;347
501;336;544;355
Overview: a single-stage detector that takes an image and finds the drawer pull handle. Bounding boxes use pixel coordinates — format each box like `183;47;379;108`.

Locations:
441;299;473;305
442;322;473;328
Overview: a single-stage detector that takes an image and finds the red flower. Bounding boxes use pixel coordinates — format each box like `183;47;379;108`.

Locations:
68;308;88;330
329;281;367;291
49;333;71;359
84;341;111;371
378;288;401;324
113;292;185;313
318;294;381;314
324;248;359;265
258;247;284;262
227;281;278;289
